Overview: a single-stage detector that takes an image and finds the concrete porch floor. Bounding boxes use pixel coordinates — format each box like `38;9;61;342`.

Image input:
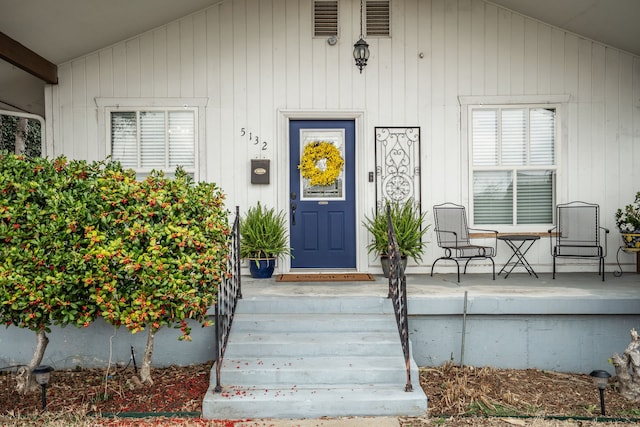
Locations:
239;271;639;301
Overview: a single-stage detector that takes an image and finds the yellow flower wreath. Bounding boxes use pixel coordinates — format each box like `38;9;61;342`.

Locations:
298;141;344;186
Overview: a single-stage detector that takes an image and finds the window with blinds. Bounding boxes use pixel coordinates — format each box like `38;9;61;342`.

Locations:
470;106;556;226
110;109;196;178
314;0;338;37
366;0;390;36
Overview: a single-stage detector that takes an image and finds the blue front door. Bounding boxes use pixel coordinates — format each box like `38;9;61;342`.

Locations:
289;120;356;269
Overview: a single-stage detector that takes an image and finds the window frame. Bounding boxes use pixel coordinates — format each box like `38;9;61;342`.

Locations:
459;95;569;232
96;98;207;180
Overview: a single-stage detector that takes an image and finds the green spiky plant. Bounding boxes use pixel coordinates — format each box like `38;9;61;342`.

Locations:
363;199;429;263
240;202;292;264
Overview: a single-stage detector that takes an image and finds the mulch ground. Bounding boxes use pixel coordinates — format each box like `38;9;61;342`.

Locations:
1;361;639;426
0;363;211;415
417;363;639;418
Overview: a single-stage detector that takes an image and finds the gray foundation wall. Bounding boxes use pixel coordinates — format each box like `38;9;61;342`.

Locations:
2;294;638;375
408;293;639;375
409;314;638;374
0;316;216;370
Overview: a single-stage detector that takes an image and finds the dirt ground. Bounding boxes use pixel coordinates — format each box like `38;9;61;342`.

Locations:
1;362;638;426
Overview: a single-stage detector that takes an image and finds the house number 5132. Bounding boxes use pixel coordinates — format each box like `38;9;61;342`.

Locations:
240;128;268;151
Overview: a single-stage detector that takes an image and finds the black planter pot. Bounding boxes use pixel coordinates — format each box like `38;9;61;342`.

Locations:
249;258;276;278
380;255;408;278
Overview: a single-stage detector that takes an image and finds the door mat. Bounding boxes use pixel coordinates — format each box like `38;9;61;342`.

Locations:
275;273;375;282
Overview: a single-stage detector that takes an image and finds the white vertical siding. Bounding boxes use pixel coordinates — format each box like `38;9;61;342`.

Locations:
634;57;640;193
48;0;640;272
205;6;222;185
152;29;168;97
536;23;551;94
70;59;88;160
482;4;498;95
85;53;101;161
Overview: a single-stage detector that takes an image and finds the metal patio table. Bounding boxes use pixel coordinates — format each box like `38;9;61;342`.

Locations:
498;234;540;278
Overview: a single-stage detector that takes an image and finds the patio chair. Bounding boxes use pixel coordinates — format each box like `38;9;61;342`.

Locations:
430;202;498;282
548;201;609;281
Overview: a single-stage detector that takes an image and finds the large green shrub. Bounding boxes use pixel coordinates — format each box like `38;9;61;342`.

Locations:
0;154;103;329
0;154;104;392
0;154;230;388
86;167;230;384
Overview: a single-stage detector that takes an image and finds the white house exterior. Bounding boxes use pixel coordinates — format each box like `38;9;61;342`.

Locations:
43;0;640;275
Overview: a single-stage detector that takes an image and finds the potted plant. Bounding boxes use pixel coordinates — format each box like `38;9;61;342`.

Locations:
363;199;429;277
615;191;640;250
240;202;292;278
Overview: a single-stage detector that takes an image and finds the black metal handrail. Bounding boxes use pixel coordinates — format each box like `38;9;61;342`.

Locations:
214;206;242;392
386;205;413;392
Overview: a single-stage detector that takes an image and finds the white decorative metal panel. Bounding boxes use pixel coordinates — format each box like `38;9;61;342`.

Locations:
375;127;420;209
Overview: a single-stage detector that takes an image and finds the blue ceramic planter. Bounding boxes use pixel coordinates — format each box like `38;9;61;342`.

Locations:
249;258;276;278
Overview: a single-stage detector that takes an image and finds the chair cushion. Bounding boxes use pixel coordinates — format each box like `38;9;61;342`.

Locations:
455;245;495;258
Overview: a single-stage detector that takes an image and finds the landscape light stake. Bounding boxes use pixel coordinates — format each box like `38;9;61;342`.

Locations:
589;369;611;416
131;345;138;374
33;365;53;411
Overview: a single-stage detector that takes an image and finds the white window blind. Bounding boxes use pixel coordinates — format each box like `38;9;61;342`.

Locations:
168;111;195;168
111;112;137;169
140;111;165;168
516;170;554;224
471;106;556;225
110;109;196;178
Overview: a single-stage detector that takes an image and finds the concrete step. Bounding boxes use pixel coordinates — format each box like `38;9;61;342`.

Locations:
203;295;427;419
202;385;426;419
218;356;419;386
224;331;401;358
235;296;392;314
232;313;397;333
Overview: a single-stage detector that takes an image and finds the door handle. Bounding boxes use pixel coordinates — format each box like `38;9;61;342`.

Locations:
291;202;297;226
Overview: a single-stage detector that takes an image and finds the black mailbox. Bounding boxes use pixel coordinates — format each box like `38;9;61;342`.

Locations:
251;159;270;184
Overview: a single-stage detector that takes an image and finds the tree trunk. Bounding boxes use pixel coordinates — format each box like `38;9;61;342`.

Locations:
612;328;640;401
14;117;27;155
139;327;157;385
16;328;49;394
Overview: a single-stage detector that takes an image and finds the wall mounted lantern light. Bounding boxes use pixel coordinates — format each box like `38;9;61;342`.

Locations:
353;0;370;73
353;38;369;73
589;369;611;416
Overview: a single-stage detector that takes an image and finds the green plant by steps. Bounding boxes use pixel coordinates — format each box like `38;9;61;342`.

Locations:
362;199;430;263
240;202;292;263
